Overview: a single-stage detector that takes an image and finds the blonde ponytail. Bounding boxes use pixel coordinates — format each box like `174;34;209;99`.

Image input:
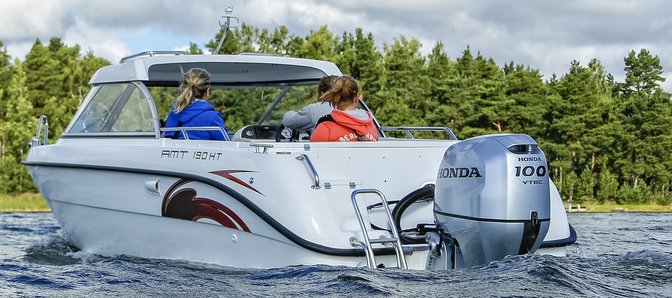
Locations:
320;76;359;109
175;68;211;113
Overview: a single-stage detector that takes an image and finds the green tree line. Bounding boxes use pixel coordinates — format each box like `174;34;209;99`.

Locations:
0;25;670;205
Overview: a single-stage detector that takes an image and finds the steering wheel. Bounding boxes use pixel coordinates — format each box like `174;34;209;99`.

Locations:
275;124;299;142
81;102;112;132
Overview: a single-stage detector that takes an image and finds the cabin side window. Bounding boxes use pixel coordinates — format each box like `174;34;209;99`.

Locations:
69;83;155;134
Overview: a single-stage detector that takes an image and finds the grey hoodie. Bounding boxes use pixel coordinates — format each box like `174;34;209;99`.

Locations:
282;102;334;130
345;108;370;121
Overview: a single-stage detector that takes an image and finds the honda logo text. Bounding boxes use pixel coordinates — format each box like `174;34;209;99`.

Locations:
437;167;482;178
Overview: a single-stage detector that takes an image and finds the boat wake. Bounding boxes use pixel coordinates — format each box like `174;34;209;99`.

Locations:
23;232;86;266
9;234;672;297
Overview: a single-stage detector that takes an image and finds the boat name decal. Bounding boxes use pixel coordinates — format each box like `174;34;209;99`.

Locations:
193;151;222;161
437;167;482;178
161;149;222;161
161;150;189;159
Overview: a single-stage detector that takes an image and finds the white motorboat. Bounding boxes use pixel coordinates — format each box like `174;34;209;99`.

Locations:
24;50;575;270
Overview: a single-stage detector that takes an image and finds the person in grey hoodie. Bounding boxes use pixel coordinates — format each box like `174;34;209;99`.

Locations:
282;75;337;130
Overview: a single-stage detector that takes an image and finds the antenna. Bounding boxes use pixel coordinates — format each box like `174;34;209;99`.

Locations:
214;6;239;54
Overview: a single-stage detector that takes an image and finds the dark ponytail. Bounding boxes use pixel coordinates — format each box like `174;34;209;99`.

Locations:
318;75;338;95
320;76;359;109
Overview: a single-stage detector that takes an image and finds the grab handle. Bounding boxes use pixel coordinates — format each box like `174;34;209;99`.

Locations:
29;115;49;147
296;154;320;189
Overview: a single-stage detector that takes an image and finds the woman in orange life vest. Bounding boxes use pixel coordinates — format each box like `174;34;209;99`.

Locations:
310;76;379;142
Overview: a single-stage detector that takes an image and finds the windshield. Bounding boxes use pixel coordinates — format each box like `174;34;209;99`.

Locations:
149;83;322;132
67;80;385;139
69;83;156;134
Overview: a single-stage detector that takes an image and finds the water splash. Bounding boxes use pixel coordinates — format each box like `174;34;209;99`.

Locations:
2;212;672;297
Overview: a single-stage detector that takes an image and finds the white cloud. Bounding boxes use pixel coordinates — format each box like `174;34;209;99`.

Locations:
1;0;672;91
60;17;133;63
662;73;672;92
0;0;72;41
4;42;34;63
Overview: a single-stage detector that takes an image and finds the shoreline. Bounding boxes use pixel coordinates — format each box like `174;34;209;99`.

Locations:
1;193;670;213
565;202;672;213
0;210;52;213
0;193;50;213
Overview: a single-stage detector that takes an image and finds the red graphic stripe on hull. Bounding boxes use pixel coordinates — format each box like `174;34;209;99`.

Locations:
210;170;263;196
161;180;251;233
194;198;251;232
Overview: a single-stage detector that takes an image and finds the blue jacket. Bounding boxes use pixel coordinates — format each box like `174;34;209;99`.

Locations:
164;100;229;140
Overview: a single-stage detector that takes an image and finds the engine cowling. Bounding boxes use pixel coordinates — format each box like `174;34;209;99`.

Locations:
433;134;550;268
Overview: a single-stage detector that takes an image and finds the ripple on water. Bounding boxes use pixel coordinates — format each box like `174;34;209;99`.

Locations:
2;212;672;297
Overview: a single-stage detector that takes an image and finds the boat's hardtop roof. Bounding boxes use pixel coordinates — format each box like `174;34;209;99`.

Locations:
90;53;343;85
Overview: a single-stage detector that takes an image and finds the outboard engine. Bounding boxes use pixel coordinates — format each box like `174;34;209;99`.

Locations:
433;134;550;268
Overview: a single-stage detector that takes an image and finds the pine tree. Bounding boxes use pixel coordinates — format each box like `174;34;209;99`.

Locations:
578;166;596;200
423;42;458;133
49;38;81;99
616;49;671;199
0;60;35;193
622;49;664;97
334;31;356;76
0;40;10;89
256;26;296;56
270;26;292;55
0;40;11;123
298;26;338;61
455;50;506;138
188;42;204;54
23;39;60;115
545;59;617;198
597;167;619;202
256;28;274;54
206;23;257;54
376;36;426;126
351;29;384;114
501;63;548;137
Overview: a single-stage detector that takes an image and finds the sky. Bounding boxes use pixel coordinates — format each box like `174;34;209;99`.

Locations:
1;0;671;90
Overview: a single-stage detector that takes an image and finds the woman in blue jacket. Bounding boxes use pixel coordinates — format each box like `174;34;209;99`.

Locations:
164;68;229;140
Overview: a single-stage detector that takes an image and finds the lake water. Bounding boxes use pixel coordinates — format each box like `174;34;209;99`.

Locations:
1;212;671;297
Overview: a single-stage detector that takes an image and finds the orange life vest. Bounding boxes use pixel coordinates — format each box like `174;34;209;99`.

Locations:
310;109;379;142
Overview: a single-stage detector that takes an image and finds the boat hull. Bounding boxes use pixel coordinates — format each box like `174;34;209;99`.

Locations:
26;137;573;269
